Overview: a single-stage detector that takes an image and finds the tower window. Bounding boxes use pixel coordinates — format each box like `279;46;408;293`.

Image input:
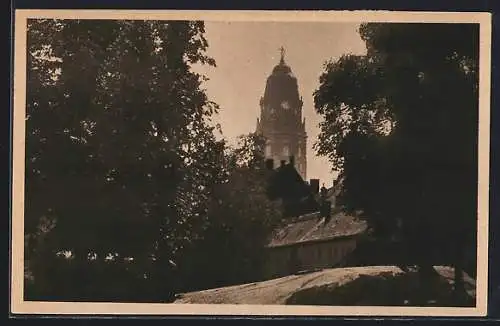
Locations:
265;144;272;157
282;145;290;157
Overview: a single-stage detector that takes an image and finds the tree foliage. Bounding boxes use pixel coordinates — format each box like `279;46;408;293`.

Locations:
24;19;280;302
314;23;479;294
177;133;283;291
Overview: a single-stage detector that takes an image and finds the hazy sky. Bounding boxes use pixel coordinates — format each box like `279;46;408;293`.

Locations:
194;21;367;186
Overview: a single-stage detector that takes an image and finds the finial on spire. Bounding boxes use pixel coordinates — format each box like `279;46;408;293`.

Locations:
279;46;285;63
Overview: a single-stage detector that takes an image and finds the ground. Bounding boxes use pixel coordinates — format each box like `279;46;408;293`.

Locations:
174;265;476;306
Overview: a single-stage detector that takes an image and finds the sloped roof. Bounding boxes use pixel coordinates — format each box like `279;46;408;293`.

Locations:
267;211;367;248
267;163;315;202
174;266;476;305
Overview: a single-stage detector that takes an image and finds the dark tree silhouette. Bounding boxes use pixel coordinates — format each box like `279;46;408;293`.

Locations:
176;133;283;291
25;20;284;302
25;19;221;302
314;23;479;304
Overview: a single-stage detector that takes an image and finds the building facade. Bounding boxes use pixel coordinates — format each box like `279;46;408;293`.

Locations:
265;236;360;279
264;211;367;279
256;47;308;180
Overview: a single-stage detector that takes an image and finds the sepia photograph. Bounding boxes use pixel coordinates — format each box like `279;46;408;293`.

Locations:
10;10;491;316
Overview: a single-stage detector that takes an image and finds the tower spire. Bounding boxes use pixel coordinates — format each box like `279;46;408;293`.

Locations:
259;48;307;180
279;46;285;64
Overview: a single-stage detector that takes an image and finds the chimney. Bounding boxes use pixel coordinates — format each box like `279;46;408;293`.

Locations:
265;158;274;170
280;160;286;167
289;155;295;167
309;179;319;194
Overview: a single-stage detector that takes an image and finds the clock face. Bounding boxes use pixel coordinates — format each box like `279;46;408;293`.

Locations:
280;101;290;110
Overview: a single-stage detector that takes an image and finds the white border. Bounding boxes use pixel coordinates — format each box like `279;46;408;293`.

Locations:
11;10;491;317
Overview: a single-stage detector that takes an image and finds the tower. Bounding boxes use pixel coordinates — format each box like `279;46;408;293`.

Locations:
256;47;307;180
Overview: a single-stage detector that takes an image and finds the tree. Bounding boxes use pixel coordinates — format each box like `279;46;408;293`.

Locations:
25;19;222;302
25;19;284;301
175;133;283;291
314;23;478;303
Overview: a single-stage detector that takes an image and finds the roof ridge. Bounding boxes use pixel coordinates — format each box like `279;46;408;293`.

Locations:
294;211;320;221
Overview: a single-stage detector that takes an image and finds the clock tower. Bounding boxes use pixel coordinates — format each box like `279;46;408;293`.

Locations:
256;47;307;180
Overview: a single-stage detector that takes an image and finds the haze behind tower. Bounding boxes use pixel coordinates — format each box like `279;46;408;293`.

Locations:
193;21;367;186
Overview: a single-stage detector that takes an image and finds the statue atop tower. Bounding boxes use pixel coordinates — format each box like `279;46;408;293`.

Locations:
256;47;307;180
279;46;286;63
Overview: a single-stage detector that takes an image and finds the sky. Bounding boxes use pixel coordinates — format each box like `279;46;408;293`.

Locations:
193;21;367;187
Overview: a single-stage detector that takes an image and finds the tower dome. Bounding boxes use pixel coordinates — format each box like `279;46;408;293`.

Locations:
271;55;294;76
263;47;301;108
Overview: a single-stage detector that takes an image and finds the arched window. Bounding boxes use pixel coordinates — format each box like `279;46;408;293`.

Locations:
282;144;290;157
265;143;272;157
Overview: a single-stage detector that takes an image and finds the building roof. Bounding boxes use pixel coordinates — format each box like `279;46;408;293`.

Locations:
174;266;476;305
267;162;314;201
272;60;294;76
267;211;367;248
